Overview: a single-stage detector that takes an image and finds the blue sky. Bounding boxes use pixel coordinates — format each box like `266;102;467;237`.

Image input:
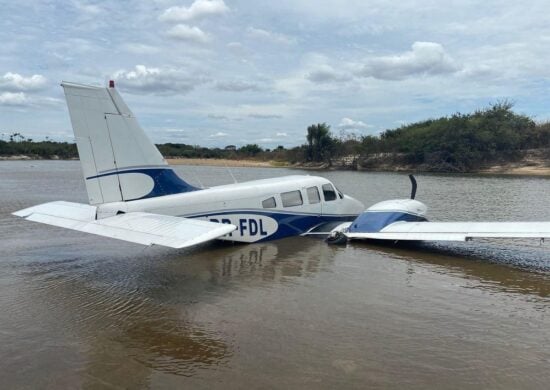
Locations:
2;0;550;148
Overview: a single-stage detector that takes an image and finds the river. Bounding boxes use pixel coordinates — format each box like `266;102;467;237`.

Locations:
1;160;549;389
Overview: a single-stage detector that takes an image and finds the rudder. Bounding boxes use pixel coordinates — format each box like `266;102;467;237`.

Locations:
61;81;197;205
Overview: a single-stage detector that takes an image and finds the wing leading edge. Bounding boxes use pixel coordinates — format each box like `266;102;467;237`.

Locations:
346;221;550;242
13;201;236;249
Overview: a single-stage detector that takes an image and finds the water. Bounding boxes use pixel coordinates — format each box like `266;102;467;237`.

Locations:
1;161;549;389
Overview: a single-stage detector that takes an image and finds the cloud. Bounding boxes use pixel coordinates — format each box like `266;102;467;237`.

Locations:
276;132;287;137
113;65;206;94
157;128;189;140
208;113;229;120
215;80;260;92
122;43;160;55
227;42;247;56
0;92;27;106
209;131;229;138
357;42;460;80
166;24;209;43
1;72;48;92
72;1;102;15
247;27;295;45
338;117;372;130
307;65;351;83
160;0;229;22
248;113;283;119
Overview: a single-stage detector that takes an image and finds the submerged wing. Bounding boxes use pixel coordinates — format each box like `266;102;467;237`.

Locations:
13;201;236;249
345;221;550;242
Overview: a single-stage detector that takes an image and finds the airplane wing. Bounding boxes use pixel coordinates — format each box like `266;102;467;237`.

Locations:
13;201;236;249
345;221;550;242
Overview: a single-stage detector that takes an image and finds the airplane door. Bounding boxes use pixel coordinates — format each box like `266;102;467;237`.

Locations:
303;186;322;215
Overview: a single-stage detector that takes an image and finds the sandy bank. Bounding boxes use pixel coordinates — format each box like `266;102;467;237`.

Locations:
167;158;288;168
478;165;550;176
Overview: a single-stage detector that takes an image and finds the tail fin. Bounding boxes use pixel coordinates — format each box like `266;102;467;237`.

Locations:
61;81;197;205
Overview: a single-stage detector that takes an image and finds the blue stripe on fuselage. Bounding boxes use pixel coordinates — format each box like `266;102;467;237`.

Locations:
86;167;199;200
189;210;357;242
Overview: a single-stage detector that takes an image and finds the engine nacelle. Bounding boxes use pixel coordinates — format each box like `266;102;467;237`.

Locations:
348;199;428;233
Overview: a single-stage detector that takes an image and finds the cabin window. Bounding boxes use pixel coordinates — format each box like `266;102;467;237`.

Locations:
281;190;303;207
262;197;277;208
307;186;320;204
322;184;337;201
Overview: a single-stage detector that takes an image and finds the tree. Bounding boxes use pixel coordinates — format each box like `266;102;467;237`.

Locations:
306;123;334;162
238;144;262;156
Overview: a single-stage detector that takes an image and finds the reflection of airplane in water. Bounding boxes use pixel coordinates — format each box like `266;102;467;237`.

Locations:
23;238;332;386
348;240;550;298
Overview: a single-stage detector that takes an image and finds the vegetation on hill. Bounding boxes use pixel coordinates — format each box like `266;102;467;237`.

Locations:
2;102;550;172
357;102;550;172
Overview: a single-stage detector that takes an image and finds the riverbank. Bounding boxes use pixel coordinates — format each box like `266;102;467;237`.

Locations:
167;158;288;168
4;155;550;176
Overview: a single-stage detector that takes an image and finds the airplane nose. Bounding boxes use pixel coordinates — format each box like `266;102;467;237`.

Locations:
343;195;365;215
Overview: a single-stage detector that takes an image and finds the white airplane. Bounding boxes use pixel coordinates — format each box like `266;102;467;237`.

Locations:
13;81;365;249
327;175;550;245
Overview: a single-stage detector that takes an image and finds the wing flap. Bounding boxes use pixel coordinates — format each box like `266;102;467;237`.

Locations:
13;201;236;249
346;221;550;241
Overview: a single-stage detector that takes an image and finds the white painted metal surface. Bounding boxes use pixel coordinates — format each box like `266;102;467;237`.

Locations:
62;82;169;204
366;199;428;217
346;221;550;241
14;201;236;248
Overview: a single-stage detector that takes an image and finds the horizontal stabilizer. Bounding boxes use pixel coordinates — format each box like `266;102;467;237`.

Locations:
13;201;236;249
345;221;550;242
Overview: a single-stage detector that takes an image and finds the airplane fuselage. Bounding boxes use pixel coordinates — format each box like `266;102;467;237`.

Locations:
96;174;364;243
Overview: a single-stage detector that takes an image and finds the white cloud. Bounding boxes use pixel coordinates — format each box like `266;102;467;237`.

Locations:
160;0;229;22
122;43;160;55
0;92;27;106
338;117;372;130
357;42;460;80
307;65;351;83
209;131;229;138
72;1;102;15
276;132;288;137
247;27;295;45
113;65;206;94
1;72;48;92
166;24;209;43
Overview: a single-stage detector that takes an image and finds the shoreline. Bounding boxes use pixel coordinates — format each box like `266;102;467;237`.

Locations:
166;158;287;168
3;155;550;176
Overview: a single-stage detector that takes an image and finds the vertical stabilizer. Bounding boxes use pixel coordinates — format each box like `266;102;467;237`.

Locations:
61;81;197;205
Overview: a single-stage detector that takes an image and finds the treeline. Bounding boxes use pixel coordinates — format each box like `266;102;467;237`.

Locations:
297;102;550;172
357;102;550;172
0;133;291;161
0;133;77;159
3;102;550;172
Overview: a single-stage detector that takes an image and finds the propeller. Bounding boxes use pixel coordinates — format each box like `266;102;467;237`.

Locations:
409;174;417;200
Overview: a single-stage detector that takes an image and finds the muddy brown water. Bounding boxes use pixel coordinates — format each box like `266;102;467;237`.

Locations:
1;161;549;389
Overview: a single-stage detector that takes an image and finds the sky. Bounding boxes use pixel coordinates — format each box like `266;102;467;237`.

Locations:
1;0;550;148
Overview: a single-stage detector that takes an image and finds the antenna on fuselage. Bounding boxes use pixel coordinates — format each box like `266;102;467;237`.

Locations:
409;174;417;199
224;162;238;184
189;166;205;189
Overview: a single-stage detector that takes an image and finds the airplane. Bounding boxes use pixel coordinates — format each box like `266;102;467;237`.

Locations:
13;81;365;249
327;175;550;245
